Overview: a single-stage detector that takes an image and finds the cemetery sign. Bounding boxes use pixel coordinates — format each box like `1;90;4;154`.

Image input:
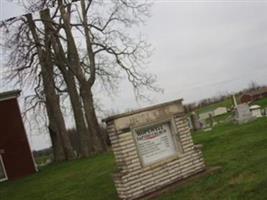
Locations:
103;99;206;200
134;121;178;166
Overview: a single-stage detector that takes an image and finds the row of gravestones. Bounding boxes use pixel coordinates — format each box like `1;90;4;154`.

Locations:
188;104;267;130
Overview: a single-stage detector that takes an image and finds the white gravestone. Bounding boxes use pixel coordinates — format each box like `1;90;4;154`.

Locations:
250;105;262;118
235;104;255;124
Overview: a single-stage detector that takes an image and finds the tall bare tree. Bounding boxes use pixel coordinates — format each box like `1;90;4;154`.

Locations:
1;0;160;158
40;8;93;156
54;0;159;151
25;13;76;160
2;18;60;161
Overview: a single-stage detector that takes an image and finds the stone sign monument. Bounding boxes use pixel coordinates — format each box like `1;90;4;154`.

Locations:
103;99;206;199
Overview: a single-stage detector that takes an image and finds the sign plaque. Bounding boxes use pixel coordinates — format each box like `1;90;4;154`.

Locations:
134;121;177;166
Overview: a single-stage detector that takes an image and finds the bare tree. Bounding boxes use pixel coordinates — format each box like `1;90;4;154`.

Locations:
26;13;76;160
40;8;93;156
1;7;94;158
1;0;160;156
54;0;159;151
1;13;76;161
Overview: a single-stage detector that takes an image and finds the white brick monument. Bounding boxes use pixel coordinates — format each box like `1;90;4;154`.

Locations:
103;99;206;200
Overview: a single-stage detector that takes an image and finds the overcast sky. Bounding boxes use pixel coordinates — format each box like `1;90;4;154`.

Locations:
1;0;267;150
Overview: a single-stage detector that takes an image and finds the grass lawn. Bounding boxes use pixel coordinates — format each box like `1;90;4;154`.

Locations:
1;118;267;200
159;118;267;200
34;155;53;166
253;98;267;108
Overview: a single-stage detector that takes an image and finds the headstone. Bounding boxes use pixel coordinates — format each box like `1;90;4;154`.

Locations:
190;112;202;131
234;104;255;124
208;113;214;127
103;99;206;200
199;111;213;120
250;105;262;118
213;107;227;116
203;127;212;132
199;119;207;129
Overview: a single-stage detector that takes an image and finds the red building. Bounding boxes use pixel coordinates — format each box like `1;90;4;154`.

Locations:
240;87;267;103
0;90;36;181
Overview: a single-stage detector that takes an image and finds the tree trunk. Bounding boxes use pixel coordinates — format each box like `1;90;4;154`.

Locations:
40;9;92;157
80;86;107;153
48;123;65;161
40;51;76;160
46;94;65;161
58;1;107;153
57;3;97;153
64;70;92;156
80;0;108;152
26;13;75;161
41;23;76;161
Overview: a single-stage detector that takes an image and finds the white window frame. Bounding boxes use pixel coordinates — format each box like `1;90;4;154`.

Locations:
0;154;8;182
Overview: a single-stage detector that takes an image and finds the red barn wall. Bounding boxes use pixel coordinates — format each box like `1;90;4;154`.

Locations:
240;95;252;103
0;98;36;180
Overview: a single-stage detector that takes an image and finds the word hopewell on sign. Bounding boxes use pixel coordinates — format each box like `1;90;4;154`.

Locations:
135;122;177;166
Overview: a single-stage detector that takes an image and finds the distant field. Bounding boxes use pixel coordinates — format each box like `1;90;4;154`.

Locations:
1;118;267;200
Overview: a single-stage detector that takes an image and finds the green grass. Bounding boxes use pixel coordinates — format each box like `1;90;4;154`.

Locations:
1;118;267;200
213;112;231;122
159;118;267;200
0;154;117;200
34;155;53;166
253;98;267;108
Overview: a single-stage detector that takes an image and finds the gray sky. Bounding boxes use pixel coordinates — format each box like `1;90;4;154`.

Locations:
1;0;267;150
